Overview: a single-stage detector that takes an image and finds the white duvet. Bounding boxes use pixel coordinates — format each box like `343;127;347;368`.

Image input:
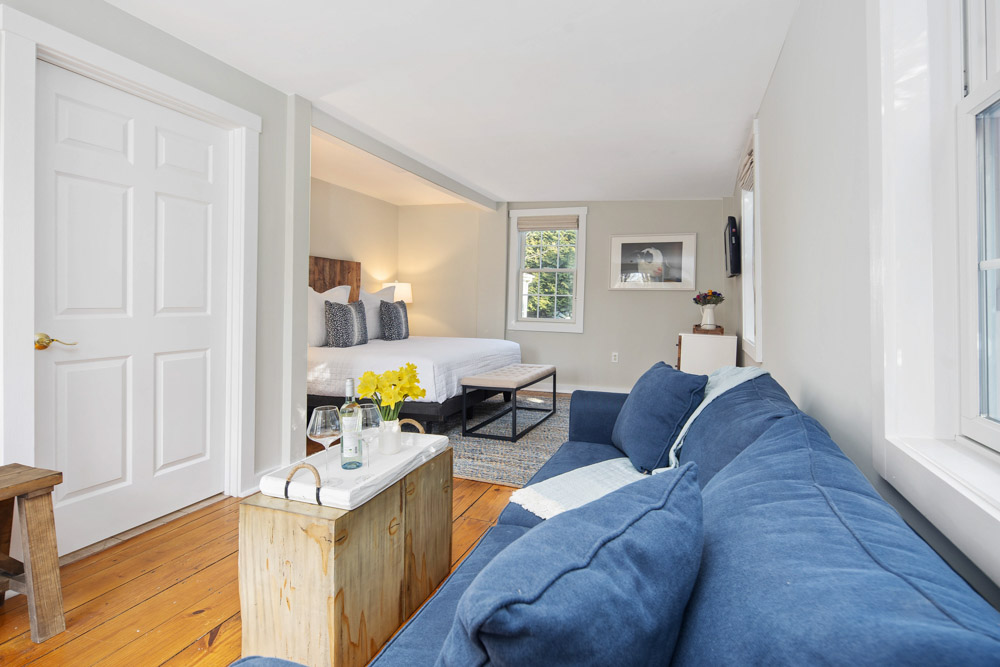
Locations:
307;336;522;403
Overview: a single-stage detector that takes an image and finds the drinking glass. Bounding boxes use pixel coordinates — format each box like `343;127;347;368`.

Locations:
307;405;341;478
359;404;382;467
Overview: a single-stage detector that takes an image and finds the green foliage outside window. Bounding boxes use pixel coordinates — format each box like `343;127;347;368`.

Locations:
520;230;578;321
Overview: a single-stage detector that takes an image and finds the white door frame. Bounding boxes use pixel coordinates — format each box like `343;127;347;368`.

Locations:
0;6;260;496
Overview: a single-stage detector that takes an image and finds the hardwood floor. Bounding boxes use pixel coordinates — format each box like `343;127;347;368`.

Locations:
0;476;513;666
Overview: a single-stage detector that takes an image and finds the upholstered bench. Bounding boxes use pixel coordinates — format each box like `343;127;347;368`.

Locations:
461;364;556;442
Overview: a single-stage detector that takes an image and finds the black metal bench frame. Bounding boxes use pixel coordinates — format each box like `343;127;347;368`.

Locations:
461;369;556;442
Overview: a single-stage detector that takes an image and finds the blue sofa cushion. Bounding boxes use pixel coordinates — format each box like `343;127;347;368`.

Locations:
438;463;703;667
678;373;797;487
611;362;707;473
672;414;1000;665
498;439;626;528
370;524;529;666
567;390;629;445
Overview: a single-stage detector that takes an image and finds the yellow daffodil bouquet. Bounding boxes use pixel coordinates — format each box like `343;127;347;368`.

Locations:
357;363;427;421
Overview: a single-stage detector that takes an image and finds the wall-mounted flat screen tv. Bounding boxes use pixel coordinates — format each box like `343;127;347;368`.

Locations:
724;215;741;277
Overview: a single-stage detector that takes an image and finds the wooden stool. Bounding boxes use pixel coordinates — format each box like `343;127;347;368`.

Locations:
0;463;66;643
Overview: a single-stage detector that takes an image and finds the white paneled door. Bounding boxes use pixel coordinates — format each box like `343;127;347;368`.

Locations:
33;61;230;553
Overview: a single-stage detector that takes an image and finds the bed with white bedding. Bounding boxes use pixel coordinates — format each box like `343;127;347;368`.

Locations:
306;255;524;428
307;336;522;404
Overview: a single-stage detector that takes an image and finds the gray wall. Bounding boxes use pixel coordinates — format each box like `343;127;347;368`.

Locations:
507;200;736;392
720;192;746;364
9;0;297;477
754;0;999;605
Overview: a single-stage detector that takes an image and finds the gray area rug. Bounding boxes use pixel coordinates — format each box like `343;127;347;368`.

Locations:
437;394;569;488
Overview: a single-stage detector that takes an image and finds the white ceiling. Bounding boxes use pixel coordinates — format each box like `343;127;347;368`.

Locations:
311;129;464;206
105;0;798;201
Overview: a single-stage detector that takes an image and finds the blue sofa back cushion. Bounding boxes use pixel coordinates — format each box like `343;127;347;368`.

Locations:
678;373;798;487
437;463;703;667
672;414;1000;666
611;362;707;473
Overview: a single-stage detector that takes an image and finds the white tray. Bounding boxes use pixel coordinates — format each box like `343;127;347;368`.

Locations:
260;433;449;510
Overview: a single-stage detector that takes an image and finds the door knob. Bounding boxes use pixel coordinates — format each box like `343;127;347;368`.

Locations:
35;333;77;350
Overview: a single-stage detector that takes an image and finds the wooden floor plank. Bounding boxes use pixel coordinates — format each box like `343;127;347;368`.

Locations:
451;516;492;567
451;477;490;519
0;477;515;666
162;612;242;667
0;530;238;665
0;510;238;644
32;560;239;666
57;498;240;586
0;498;241;620
462;484;515;523
90;578;241;666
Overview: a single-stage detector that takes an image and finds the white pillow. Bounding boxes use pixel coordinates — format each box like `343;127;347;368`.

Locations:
308;285;350;347
360;286;395;340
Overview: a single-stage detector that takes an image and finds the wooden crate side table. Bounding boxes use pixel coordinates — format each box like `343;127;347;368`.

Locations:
240;447;453;667
0;463;66;643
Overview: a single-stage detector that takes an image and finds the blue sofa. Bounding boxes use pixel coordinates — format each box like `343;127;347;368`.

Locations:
241;374;1000;666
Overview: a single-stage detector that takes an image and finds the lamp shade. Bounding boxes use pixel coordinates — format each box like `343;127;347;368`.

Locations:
383;282;413;304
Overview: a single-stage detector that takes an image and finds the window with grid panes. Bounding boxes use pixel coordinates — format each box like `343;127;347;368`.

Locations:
519;228;578;321
507;208;587;333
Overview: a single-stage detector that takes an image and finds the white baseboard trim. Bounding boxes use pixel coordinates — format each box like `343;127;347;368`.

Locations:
241;466;282;497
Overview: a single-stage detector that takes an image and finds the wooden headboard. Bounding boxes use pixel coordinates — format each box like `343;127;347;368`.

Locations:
309;256;361;302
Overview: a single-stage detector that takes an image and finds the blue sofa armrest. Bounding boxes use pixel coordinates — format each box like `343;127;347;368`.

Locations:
568;391;629;446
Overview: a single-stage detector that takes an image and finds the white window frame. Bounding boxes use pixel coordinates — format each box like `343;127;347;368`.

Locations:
961;91;1000;456
506;207;587;334
741;125;763;361
871;0;1000;588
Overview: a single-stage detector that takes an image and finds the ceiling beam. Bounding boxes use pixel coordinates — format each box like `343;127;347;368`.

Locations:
311;107;500;211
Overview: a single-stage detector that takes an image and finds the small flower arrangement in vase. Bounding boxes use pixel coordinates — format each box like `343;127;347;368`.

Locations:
357;363;426;454
693;290;724;330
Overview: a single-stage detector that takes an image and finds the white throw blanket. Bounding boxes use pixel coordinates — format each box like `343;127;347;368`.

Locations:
510;366;769;519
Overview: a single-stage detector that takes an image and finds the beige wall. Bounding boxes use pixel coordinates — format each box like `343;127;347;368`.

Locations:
397;205;480;337
754;0;999;603
507;200;733;392
475;204;509;340
395;203;507;338
310;179;400;291
310;188;506;339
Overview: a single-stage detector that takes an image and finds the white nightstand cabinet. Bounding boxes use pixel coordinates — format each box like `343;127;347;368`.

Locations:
677;332;738;375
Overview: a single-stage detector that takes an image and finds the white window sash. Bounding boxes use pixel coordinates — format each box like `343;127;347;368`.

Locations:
516;230;579;324
741;120;763;362
507;207;588;334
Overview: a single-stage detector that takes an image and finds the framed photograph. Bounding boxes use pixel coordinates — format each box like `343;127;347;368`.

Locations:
609;233;696;290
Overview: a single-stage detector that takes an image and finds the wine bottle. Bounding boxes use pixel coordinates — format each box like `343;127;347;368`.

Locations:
340;378;363;470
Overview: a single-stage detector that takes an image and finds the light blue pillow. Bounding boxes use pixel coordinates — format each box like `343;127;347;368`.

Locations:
436;463;703;667
612;361;707;472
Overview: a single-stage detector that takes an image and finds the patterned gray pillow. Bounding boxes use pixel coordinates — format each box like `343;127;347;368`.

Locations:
326;300;368;347
380;300;409;341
